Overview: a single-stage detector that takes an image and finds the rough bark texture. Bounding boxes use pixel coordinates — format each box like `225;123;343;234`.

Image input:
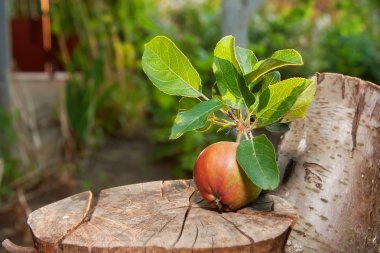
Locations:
9;180;298;253
275;73;380;253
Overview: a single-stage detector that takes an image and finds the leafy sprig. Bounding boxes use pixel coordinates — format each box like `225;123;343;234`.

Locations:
142;35;316;190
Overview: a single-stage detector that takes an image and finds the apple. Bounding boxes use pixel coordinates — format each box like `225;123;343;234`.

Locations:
193;141;261;211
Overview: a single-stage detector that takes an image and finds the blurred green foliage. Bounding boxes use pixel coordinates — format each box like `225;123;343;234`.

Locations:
2;0;378;202
51;0;156;148
249;0;380;83
50;0;227;176
64;49;115;148
0;109;19;201
49;0;380;175
318;0;380;82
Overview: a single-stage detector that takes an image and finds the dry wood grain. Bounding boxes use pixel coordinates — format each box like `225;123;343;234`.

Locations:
22;180;297;253
27;191;92;253
275;73;380;253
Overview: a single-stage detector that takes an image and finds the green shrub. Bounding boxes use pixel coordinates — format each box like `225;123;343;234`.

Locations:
51;0;157;148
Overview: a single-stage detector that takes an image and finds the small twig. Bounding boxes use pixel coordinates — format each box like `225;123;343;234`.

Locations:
243;131;249;140
236;131;242;143
219;107;240;123
210;118;235;128
16;189;31;217
228;109;239;122
1;239;36;253
218;117;233;124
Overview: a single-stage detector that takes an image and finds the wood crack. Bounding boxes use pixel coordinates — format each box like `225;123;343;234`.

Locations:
25;180;297;252
172;190;196;248
172;205;191;248
341;79;346;99
143;214;178;247
160;180;165;198
220;215;254;253
83;192;97;223
191;225;199;251
370;100;380;129
85;222;108;252
282;159;296;184
57;192;94;252
351;87;366;153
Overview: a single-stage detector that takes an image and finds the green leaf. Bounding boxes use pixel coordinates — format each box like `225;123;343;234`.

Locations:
213;36;254;109
236;46;258;75
170;98;223;139
237;135;279;190
178;97;211;132
178;97;201;112
142;36;202;97
196;121;212;132
262;71;281;87
281;79;317;122
245;49;303;85
254;78;311;127
265;123;290;133
251;71;281;95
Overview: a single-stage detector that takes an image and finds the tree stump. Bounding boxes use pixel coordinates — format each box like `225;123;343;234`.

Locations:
3;180;298;253
275;73;380;252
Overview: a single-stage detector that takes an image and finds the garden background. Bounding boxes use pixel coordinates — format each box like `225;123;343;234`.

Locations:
0;0;379;246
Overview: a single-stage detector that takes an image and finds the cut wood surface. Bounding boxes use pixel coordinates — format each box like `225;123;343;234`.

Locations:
28;191;92;252
275;73;380;253
10;180;297;253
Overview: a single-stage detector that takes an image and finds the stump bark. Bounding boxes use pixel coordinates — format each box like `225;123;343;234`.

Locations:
4;180;297;253
275;73;380;252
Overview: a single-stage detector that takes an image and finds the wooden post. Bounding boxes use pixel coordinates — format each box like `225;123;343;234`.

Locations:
3;180;298;253
275;73;380;252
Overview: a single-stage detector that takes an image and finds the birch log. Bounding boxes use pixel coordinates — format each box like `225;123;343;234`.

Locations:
275;73;380;253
